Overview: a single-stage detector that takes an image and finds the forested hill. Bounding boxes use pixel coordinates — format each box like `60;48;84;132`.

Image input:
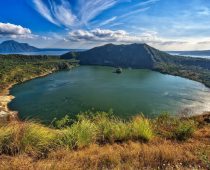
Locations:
61;43;210;87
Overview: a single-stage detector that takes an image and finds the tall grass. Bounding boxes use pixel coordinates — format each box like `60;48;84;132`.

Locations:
0;112;197;157
0;122;21;155
129;116;154;142
20;123;59;155
0;122;59;156
93;113;130;143
61;119;98;149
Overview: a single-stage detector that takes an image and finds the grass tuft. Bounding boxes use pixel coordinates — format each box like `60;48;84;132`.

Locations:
20;122;59;155
129;116;154;142
61;119;98;149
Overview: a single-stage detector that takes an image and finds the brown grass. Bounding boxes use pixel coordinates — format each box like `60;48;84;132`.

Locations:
0;125;209;170
0;113;209;170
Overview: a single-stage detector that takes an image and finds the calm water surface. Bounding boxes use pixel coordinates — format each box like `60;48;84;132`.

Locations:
9;66;210;122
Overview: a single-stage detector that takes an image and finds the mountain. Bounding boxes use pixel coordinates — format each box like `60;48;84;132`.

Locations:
61;43;210;87
61;43;173;69
0;40;39;53
61;43;210;69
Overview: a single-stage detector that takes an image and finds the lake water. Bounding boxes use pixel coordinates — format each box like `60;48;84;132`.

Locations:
168;52;210;59
9;66;210;123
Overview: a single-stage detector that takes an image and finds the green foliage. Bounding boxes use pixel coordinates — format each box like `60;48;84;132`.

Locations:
129;116;154;142
154;114;197;141
0;112;198;156
0;122;59;156
95;114;130;143
0;54;76;92
173;120;196;141
20;123;59;154
74;112;153;143
53;115;73;129
61;119;98;149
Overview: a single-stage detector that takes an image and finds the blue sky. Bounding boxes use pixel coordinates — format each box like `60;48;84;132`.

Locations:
0;0;210;50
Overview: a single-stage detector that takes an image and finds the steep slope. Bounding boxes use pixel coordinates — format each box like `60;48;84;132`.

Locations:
61;43;172;69
0;40;39;53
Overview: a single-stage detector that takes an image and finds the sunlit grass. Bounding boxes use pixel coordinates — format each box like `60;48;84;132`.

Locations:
61;119;98;149
0;112;199;157
129;116;154;142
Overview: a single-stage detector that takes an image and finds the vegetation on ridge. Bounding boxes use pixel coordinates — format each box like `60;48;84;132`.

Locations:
0;54;78;92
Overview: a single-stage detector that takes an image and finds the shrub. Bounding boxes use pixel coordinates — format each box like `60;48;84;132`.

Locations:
154;113;197;141
154;113;179;138
129;116;153;142
173;120;196;141
53;115;73;129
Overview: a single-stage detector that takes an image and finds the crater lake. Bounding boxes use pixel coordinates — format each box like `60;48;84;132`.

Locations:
9;66;210;123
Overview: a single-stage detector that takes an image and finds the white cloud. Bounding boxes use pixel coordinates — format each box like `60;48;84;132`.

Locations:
135;0;159;7
68;28;159;43
50;0;78;27
67;28;199;50
69;29;128;42
99;16;117;27
32;0;117;28
32;0;158;28
78;0;117;25
0;22;33;38
120;7;150;19
33;0;78;27
33;0;59;26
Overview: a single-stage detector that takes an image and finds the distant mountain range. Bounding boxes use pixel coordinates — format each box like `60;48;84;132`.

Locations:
0;40;84;53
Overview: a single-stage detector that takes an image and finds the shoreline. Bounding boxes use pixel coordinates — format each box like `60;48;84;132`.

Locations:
0;83;17;122
0;69;68;123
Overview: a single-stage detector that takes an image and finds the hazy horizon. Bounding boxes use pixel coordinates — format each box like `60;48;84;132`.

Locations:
1;0;210;51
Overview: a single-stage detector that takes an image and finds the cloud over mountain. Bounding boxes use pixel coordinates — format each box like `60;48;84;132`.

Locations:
0;23;32;38
68;28;158;43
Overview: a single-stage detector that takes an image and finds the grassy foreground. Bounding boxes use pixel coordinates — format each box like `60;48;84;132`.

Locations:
0;112;209;169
